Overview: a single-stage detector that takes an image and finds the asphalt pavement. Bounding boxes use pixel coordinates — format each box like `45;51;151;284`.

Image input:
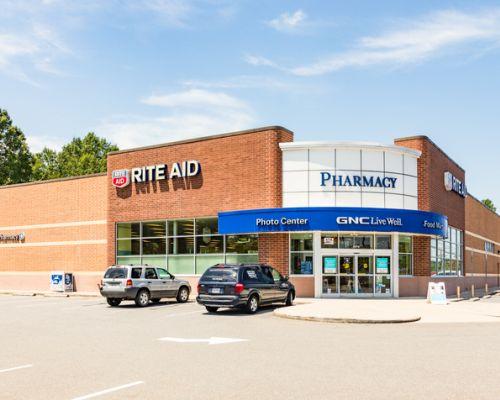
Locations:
1;294;499;400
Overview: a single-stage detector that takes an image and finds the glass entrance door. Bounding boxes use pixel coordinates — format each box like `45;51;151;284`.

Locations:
322;254;390;296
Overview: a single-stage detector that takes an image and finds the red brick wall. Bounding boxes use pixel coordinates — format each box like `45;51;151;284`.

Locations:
107;127;293;266
394;136;466;276
465;196;500;276
258;233;289;275
0;174;107;272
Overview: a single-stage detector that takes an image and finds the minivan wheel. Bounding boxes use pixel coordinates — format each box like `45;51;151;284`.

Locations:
246;294;259;314
176;286;189;303
107;298;121;307
206;306;218;313
135;289;150;307
285;291;294;306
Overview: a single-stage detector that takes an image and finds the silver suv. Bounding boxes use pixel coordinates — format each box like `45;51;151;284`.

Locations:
99;265;191;307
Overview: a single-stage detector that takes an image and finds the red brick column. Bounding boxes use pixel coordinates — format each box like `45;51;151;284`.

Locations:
413;236;431;276
258;233;289;276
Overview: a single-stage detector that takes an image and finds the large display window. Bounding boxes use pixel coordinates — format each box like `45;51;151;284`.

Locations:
116;218;258;275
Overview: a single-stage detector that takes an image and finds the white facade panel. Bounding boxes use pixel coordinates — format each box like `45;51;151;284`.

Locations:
282;149;308;171
283;171;309;192
403;175;418;197
361;192;385;208
336;149;361;171
283;192;309;207
384;152;403;174
309;170;333;192
404;196;418;210
309;149;334;170
336;192;362;207
361;150;384;172
309;192;335;206
385;194;404;209
280;142;421;211
404;155;418;177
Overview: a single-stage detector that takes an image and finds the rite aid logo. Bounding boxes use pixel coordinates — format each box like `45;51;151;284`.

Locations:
112;169;130;188
444;171;466;197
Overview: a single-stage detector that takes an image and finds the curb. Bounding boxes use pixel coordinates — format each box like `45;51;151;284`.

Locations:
273;310;421;324
0;290;100;298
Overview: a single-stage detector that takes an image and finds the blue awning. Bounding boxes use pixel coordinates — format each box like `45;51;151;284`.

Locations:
218;207;448;237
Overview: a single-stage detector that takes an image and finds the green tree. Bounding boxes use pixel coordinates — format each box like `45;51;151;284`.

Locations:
56;132;118;177
32;148;60;181
32;132;118;180
0;109;33;185
482;198;497;213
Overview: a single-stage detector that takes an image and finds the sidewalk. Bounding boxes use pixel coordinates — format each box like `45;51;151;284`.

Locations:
276;292;500;324
0;289;100;298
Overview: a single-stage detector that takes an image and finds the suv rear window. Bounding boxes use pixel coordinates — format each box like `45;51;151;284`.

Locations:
202;267;238;282
104;268;127;279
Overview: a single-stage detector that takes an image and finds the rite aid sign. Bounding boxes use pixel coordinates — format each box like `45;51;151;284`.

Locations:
112;160;200;188
444;171;466;197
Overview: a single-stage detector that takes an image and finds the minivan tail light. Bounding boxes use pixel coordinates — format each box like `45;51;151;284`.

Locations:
197;283;201;293
234;283;244;294
126;279;133;287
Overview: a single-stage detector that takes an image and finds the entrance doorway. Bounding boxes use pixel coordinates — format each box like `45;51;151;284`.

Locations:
321;254;392;297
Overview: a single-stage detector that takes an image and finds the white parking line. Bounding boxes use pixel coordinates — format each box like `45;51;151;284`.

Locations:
0;364;33;374
165;310;203;318
70;381;144;400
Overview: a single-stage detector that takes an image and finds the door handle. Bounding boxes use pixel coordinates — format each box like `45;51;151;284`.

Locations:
162;281;167;283
147;281;152;283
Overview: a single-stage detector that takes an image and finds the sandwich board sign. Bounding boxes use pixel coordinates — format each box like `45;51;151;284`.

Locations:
427;282;447;305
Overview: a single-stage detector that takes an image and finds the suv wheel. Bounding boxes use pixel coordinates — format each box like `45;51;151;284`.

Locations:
206;306;218;313
107;298;121;307
176;286;189;303
285;291;294;306
135;289;150;307
246;294;259;314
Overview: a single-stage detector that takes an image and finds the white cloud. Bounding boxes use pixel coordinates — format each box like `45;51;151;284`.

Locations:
131;0;194;27
96;89;255;149
244;54;278;68
26;134;66;153
142;88;249;109
251;8;500;76
267;10;307;32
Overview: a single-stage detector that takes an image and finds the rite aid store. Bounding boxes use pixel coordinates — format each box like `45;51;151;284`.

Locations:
0;127;498;297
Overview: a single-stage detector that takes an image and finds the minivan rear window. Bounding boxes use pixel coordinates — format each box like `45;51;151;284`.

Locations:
104;268;127;279
202;268;238;282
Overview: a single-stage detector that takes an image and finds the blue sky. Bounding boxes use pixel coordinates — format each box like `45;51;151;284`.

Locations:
1;0;499;205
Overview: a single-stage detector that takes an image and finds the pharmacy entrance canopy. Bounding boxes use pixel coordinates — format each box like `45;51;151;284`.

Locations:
218;207;448;237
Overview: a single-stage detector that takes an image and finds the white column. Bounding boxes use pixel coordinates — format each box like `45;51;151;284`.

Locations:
313;231;322;298
392;233;399;298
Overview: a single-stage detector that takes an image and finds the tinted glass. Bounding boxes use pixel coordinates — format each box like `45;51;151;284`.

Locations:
157;268;171;279
290;233;313;251
225;235;258;253
117;223;140;238
260;267;274;284
117;239;140;255
399;236;412;253
142;221;166;237
196;235;223;254
169;237;195;254
142;238;166;255
145;268;158;279
131;268;142;279
270;268;282;282
202;267;238;282
321;234;338;249
242;268;260;283
195;217;218;235
375;235;391;249
104;268;127;279
168;219;194;236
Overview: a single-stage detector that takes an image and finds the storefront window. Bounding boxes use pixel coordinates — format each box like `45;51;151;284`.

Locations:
430;227;463;276
225;235;258;254
290;233;313;275
117;222;140;238
398;236;413;275
339;235;372;249
116;218;258;274
142;221;166;238
375;235;391;250
321;233;338;249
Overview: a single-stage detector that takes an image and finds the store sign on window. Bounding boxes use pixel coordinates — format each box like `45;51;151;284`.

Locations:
112;160;200;188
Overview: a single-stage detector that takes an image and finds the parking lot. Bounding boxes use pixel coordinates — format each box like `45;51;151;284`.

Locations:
1;294;500;400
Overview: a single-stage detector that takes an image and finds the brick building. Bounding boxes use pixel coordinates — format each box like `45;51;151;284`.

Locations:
0;126;498;297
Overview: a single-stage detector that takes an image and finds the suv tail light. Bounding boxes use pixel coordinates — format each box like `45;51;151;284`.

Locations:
126;279;133;287
234;283;244;294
